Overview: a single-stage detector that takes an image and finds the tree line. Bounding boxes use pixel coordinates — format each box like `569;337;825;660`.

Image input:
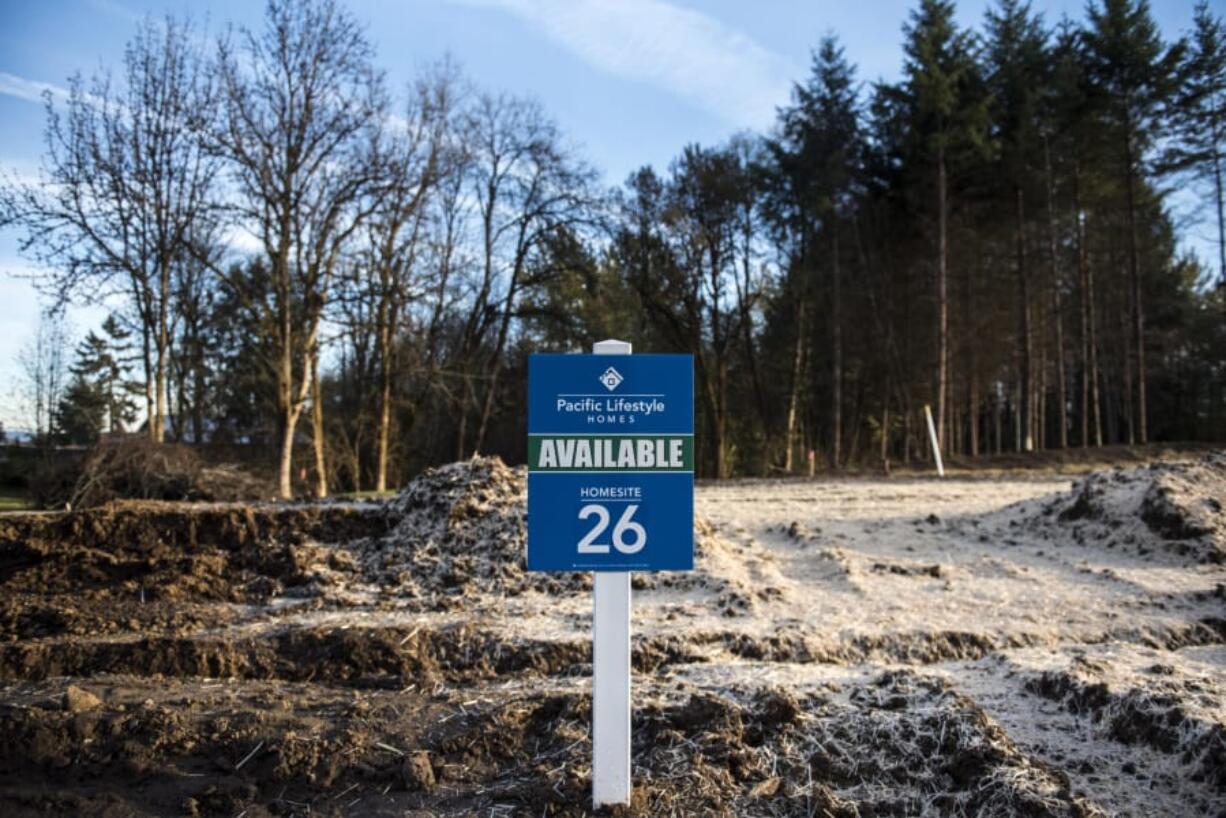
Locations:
3;0;1224;493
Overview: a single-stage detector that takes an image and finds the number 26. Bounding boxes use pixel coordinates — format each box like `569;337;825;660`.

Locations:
577;503;647;555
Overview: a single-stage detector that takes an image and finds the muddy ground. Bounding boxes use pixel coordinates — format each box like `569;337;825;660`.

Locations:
0;453;1223;817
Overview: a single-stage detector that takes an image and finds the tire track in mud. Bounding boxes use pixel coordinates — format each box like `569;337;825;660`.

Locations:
943;648;1226;817
0;669;1102;818
4;617;1223;690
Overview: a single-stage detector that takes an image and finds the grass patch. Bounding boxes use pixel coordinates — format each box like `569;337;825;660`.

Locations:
336;489;398;500
0;494;30;512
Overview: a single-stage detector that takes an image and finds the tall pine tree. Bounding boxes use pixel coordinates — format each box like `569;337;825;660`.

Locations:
896;0;991;452
1082;0;1182;443
986;0;1051;450
772;36;864;468
1166;1;1226;289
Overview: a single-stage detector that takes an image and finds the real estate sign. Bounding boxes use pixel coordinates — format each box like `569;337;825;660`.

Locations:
526;353;694;571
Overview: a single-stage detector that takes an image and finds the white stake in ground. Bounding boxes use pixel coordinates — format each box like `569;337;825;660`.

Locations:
591;338;632;808
924;403;945;478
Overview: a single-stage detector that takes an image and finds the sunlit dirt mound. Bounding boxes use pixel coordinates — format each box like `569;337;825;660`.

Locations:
1029;453;1226;564
357;457;582;605
1027;661;1226;792
357;456;746;610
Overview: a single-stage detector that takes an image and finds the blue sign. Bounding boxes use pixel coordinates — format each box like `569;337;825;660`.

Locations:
527;353;694;571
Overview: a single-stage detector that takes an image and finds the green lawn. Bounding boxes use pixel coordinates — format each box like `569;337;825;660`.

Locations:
0;494;30;512
335;489;398;501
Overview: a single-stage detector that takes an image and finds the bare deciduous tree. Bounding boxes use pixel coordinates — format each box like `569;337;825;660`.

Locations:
18;312;72;444
0;16;220;443
458;93;596;456
361;66;452;491
213;0;386;498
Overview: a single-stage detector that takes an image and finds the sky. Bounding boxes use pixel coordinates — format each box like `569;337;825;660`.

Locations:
0;0;1209;430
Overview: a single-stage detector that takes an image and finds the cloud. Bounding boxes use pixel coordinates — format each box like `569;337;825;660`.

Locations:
450;0;797;128
223;225;266;255
84;0;141;24
0;72;70;106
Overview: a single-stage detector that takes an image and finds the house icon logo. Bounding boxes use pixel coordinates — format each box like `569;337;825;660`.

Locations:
599;366;624;391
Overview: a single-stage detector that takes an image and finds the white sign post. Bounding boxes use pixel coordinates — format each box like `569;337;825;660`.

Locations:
527;339;692;807
924;403;945;478
591;338;632;808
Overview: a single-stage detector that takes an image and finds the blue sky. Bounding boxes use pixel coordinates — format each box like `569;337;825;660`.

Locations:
0;0;1207;429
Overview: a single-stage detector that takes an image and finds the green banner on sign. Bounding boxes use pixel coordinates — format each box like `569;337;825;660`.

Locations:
528;434;694;472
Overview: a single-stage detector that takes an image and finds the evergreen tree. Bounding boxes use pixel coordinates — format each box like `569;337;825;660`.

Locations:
70;316;139;434
1166;1;1226;288
986;0;1050;450
1082;0;1183;443
771;35;864;468
54;375;108;445
895;0;991;452
1048;19;1104;448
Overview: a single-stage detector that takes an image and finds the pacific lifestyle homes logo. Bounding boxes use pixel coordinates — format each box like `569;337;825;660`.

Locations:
599;366;624;392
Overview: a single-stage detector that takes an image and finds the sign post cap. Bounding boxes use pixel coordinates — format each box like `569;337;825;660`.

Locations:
593;339;632;354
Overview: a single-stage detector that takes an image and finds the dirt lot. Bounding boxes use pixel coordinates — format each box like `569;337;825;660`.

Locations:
0;452;1223;817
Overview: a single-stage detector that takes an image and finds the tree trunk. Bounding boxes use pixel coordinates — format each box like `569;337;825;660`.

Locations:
784;292;806;473
738;230;768;467
455;376;471;461
311;349;328;499
903;409;912;465
154;268;170;444
1077;219;1090;448
1124;126;1147;443
936;144;949;452
375;283;395;493
154;345;167;443
1214;139;1225;288
831;226;843;470
1014;377;1023;452
376;351;393;493
1045;138;1068;448
965;256;978;458
880;398;890;471
716;360;729;478
1016;186;1033;451
968;371;979;458
994;388;1003;455
278;404;300;499
274;249;296;499
1119;300;1134;445
1073;163;1102;447
191;341;205;445
140;319;156;442
1036;330;1046;450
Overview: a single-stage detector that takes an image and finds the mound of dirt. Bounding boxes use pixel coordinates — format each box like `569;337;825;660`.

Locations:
1027;663;1226;791
1;456;748;635
353;456;746;611
0;503;387;641
1035;453;1226;564
352;457;577;607
421;673;1100;817
64;437;274;509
